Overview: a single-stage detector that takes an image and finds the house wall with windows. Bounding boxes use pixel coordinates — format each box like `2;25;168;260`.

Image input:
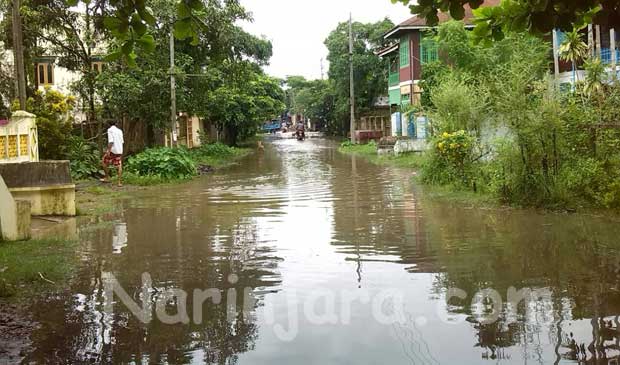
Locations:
379;0;500;111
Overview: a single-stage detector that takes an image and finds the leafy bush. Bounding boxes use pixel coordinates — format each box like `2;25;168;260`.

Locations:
126;147;197;179
194;142;236;157
67;136;101;180
22;87;76;160
422;130;478;188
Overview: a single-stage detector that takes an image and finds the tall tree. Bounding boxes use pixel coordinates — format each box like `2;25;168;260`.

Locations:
97;0;284;146
324;18;394;134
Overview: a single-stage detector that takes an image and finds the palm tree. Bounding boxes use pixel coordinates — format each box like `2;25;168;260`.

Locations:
558;28;589;85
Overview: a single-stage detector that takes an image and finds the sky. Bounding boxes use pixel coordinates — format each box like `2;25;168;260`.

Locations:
239;0;412;80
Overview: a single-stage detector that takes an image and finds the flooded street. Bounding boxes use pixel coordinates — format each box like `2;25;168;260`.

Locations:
24;139;620;364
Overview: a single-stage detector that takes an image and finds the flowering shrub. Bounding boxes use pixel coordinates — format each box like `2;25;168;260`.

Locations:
434;130;475;169
422;130;478;187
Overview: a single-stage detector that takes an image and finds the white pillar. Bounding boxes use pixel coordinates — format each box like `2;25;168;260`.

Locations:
611;28;617;75
588;24;594;57
595;24;602;59
552;29;560;79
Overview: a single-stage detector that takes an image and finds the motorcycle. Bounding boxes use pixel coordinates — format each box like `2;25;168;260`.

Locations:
296;129;305;141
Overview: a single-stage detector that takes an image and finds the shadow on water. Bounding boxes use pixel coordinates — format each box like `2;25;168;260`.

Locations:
23;139;620;364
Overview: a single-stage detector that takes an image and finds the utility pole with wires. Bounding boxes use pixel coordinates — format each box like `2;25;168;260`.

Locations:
169;29;178;147
349;13;356;144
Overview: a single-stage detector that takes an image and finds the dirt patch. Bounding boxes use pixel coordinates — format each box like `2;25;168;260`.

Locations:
0;301;37;363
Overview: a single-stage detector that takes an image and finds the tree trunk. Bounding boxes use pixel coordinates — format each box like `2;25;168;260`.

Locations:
11;0;27;109
225;125;238;146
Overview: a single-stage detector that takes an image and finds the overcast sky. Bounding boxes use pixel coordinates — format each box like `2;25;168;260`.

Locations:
239;0;412;80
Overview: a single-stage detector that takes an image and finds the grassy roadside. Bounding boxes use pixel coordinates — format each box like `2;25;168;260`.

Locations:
338;142;426;169
338;142;502;209
0;238;77;299
122;144;252;186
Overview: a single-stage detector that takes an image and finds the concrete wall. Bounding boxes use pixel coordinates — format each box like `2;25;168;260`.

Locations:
0;161;72;188
0;161;75;217
394;139;429;156
0;174;30;241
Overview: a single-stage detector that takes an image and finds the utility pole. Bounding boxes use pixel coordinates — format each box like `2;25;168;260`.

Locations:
169;30;178;147
320;58;324;80
11;0;26;109
349;13;356;144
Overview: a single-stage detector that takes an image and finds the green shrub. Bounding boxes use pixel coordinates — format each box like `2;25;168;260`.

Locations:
22;87;76;160
67;136;101;180
126;147;197;179
193;142;236;157
422;130;478;188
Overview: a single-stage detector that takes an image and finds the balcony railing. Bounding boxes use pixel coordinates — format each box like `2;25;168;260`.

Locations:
600;48;620;65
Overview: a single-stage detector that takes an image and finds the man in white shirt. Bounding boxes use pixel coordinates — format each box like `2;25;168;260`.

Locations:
101;121;124;187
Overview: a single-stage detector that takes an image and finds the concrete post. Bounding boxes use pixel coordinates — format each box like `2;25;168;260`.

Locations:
595;25;602;59
588;24;594;57
552;29;560;80
611;28;617;77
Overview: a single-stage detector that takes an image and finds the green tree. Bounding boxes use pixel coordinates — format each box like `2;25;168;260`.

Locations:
324;18;394;135
96;0;283;147
21;87;75;160
286;76;340;133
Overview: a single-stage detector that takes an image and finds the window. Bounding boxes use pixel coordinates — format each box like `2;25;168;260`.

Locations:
401;93;411;106
420;33;438;64
91;62;105;73
399;36;410;67
36;63;54;85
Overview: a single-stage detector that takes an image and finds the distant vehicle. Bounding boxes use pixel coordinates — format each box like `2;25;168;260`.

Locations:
262;120;281;134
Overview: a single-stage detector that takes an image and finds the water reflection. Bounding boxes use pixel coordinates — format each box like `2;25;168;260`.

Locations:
22;138;620;364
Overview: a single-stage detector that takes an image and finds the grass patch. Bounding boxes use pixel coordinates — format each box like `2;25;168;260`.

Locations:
122;172;187;186
0;238;77;298
338;141;426;169
190;144;251;168
338;141;501;209
415;179;500;208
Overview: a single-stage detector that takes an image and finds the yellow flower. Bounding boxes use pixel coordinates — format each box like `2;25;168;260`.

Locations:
442;132;449;138
437;142;445;149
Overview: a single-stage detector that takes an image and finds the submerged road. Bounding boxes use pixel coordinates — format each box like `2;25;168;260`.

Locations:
23;138;620;364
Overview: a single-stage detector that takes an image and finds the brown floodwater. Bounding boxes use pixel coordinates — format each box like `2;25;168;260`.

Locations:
22;138;620;364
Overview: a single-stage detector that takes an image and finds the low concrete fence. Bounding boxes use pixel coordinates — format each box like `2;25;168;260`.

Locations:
377;137;429;156
0;161;76;216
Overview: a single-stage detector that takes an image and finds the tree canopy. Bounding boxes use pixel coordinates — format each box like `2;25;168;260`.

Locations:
96;0;284;146
324;18;394;133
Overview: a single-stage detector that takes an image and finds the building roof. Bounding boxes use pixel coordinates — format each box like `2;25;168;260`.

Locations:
384;0;501;39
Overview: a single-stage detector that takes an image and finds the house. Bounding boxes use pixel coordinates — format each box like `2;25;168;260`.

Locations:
377;0;500;110
378;0;619;141
553;21;620;86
